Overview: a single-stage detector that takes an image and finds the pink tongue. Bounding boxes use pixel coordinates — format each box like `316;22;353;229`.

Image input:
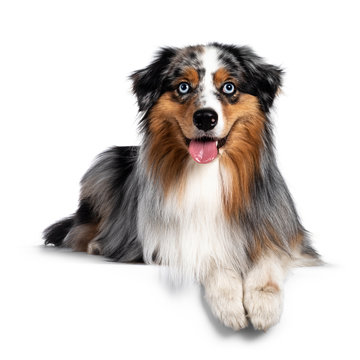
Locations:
189;140;218;164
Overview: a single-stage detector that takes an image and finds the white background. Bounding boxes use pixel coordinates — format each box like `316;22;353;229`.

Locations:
1;0;359;359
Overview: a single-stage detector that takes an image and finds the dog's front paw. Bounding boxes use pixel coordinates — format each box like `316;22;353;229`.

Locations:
203;268;248;331
210;297;248;331
244;282;283;331
206;292;248;331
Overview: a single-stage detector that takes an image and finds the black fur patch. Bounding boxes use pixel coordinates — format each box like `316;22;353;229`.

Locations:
76;199;98;224
130;47;178;113
43;217;74;246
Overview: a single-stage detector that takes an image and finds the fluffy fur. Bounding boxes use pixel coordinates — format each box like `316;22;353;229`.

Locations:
44;43;320;330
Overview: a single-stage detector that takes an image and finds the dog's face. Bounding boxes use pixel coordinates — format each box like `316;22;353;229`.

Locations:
132;43;282;167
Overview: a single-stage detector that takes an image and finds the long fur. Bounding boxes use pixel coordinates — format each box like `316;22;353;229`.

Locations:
44;43;320;330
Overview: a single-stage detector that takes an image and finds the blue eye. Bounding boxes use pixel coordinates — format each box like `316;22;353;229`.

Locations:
178;82;191;94
222;82;236;95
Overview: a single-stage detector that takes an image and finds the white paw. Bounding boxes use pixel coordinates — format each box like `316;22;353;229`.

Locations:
206;294;248;331
244;284;283;331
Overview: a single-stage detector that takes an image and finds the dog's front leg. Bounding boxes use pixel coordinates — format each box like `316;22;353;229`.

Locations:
243;254;289;331
202;267;248;330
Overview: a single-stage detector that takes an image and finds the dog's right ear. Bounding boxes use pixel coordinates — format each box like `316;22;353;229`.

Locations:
130;47;178;112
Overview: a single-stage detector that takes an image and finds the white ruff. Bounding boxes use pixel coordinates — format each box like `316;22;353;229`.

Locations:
139;158;247;284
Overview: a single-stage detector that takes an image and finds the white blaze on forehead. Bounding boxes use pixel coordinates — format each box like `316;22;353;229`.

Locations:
199;46;224;137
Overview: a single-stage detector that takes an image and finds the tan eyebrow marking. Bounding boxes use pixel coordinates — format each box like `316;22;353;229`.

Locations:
179;67;199;87
213;67;232;88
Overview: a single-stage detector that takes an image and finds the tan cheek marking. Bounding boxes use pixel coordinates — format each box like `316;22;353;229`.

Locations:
150;92;197;138
220;94;265;219
147;92;197;196
221;93;261;137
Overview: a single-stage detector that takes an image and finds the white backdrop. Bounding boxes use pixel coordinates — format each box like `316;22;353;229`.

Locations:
1;0;359;359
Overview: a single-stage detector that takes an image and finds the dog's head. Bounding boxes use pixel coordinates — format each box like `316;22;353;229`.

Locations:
131;43;282;167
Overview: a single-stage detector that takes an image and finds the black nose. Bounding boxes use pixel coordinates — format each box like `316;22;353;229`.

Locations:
193;108;218;131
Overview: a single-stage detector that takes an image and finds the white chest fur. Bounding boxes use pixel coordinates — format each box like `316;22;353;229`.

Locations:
138;158;247;283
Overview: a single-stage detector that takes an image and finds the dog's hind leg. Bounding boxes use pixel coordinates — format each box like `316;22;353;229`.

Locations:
63;223;101;254
44;146;142;261
44;199;102;255
44;217;75;247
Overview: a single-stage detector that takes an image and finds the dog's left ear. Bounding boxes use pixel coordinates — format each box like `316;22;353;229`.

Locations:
240;46;283;113
244;59;283;113
130;47;178;112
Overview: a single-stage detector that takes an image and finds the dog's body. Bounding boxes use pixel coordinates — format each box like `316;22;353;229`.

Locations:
44;43;320;330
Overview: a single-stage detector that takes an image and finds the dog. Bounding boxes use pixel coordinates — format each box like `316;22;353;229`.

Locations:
44;43;320;331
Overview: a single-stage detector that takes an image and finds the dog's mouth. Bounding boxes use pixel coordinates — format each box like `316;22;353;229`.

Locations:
185;136;228;164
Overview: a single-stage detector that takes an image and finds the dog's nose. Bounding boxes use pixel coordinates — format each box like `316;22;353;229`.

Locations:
193;108;218;132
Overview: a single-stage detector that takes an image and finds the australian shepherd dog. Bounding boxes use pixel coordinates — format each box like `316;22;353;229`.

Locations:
44;43;320;331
